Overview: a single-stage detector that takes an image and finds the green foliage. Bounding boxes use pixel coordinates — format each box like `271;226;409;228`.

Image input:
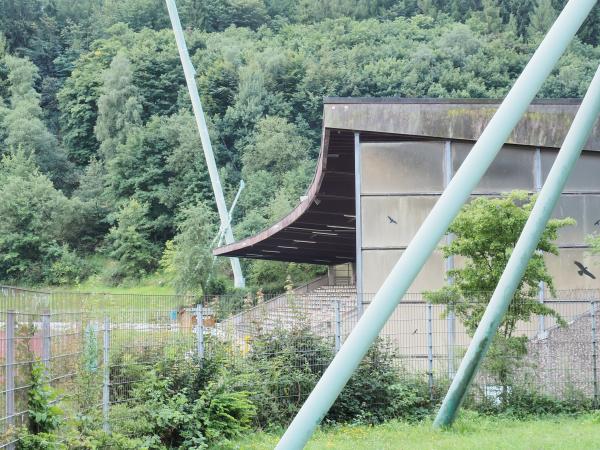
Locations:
466;384;593;418
1;54;73;190
112;367;256;449
107;199;158;283
44;245;92;286
246;326;334;427
246;260;325;294
246;326;431;427
27;362;63;434
0;151;86;285
16;430;63;450
528;0;557;37
587;232;600;257
63;428;145;450
328;340;431;424
242;116;311;176
425;191;573;385
95;53;142;161
160;201;216;295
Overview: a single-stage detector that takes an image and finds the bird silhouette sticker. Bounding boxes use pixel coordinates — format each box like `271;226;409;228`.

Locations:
574;261;596;279
594;219;600;226
387;215;398;224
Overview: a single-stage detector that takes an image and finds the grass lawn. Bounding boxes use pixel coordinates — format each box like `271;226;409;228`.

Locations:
61;272;176;295
230;412;600;449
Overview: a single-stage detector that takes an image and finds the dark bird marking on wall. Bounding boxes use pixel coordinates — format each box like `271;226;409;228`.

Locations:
387;215;398;224
574;261;596;279
412;329;418;334
594;219;600;226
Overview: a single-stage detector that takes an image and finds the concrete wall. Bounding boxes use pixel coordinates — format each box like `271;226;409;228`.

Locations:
359;140;600;294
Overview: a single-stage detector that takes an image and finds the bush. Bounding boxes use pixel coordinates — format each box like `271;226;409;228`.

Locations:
464;383;593;418
64;429;145;449
329;340;432;424
107;199;158;282
246;327;433;428
16;430;63;450
111;369;255;449
246;326;333;427
44;245;93;286
27;362;63;434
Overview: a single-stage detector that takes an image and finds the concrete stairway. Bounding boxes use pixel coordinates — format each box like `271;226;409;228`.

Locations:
217;283;358;340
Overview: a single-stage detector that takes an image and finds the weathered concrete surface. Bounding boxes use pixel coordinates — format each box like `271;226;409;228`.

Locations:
324;98;600;151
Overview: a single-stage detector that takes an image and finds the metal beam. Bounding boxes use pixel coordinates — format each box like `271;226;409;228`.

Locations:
434;63;600;428
354;132;364;315
276;2;594;447
165;0;245;288
443;140;456;379
212;180;245;248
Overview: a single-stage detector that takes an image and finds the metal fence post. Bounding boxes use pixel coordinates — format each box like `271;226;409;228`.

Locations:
592;301;598;409
42;311;51;370
6;310;15;434
102;316;110;433
196;304;204;362
334;300;342;354
426;303;434;402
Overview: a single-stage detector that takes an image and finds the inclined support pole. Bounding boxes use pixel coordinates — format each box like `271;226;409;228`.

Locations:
276;1;595;448
212;180;245;248
166;0;245;287
434;64;600;428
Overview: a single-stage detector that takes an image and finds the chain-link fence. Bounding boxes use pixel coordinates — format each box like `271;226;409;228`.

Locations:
1;285;598;447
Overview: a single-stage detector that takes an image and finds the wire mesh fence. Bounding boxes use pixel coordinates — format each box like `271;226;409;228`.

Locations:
0;285;599;447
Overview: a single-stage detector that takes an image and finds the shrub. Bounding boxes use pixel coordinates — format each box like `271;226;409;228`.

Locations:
16;430;63;450
111;369;255;449
44;245;92;286
246;326;333;427
329;340;432;424
27;362;62;434
107;199;158;282
464;383;593;417
246;327;433;428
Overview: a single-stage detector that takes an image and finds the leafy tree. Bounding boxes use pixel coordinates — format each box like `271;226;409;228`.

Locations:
242;115;311;177
0;151;77;284
107;198;158;282
587;233;600;258
160;202;217;295
71;157;113;251
99;0;170;31
95;53;142;161
467;0;504;34
425;191;573;386
57;24;132;166
107;113;201;241
0;0;43;53
528;0;557;37
1;54;73;189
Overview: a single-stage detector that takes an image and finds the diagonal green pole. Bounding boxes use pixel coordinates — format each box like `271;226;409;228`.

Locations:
276;1;595;448
434;63;600;428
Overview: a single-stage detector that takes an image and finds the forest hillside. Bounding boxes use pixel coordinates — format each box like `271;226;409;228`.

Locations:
0;0;598;294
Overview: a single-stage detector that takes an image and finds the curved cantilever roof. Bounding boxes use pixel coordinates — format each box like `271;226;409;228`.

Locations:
214;97;600;265
214;127;360;264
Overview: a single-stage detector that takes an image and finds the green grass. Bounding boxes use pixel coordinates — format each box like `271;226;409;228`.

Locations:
61;272;176;295
230;412;600;450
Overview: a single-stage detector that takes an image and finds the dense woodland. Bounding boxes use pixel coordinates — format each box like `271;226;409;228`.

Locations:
0;0;599;293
